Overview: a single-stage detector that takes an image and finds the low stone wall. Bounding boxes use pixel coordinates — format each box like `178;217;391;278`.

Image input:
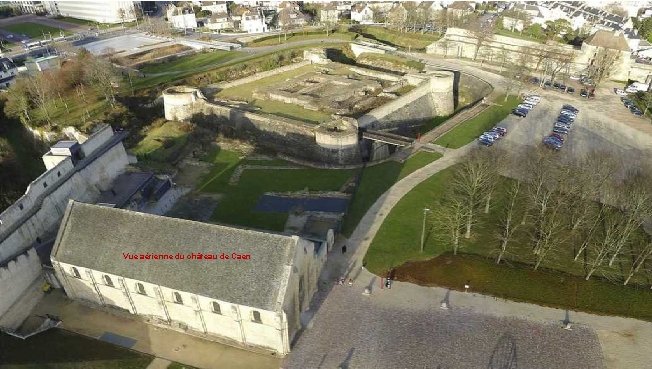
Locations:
215;61;311;90
163;87;360;165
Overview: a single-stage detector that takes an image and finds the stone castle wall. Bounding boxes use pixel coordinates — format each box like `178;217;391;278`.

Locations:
358;71;455;129
0;126;130;328
163;87;361;165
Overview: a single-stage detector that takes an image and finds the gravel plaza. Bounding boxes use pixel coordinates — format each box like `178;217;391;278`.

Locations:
284;275;604;369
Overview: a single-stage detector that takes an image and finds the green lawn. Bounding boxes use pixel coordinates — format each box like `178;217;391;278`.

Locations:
216;64;332;123
198;148;353;231
366;163;652;321
139;50;244;74
132;121;190;162
55;16;95;26
398;253;652;321
495;28;544;43
434;95;520;148
341;151;441;236
358;52;425;71
357;27;441;50
0;329;152;368
1;22;71;39
247;28;357;47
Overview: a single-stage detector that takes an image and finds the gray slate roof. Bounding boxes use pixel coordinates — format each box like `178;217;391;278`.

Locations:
52;201;298;311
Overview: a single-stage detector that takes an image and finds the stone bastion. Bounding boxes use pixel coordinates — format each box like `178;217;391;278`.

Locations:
162;48;486;165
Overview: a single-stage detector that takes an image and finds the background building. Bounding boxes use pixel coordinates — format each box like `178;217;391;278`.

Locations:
52;0;136;24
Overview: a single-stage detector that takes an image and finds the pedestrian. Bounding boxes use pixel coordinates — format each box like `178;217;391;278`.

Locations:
341;245;347;254
348;278;353;286
464;280;470;293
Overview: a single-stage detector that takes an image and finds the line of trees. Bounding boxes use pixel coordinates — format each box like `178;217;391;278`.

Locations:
433;147;652;285
4;49;120;129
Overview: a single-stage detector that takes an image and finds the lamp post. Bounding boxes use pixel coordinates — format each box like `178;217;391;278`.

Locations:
420;207;431;253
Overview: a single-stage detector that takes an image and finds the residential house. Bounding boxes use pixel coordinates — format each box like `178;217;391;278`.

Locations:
277;1;300;12
387;3;408;26
199;1;227;14
205;12;233;31
277;7;308;29
351;3;373;24
0;57;17;88
51;201;332;356
319;2;339;24
336;1;351;18
241;9;268;33
447;1;475;18
417;1;445;22
167;4;198;30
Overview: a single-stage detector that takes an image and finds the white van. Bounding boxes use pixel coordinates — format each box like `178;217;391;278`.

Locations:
625;82;649;93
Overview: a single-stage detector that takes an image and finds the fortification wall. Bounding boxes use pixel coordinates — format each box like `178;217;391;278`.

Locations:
0;249;42;329
215;61;311;90
163;87;360;165
0;127;129;326
458;72;493;107
357;71;455;129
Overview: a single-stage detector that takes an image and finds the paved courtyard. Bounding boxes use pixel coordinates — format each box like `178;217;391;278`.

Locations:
284;280;604;369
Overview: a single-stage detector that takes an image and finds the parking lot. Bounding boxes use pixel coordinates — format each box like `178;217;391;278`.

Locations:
489;89;652;178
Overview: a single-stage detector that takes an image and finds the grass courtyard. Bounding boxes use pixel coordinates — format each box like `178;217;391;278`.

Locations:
139;50;244;74
216;64;338;124
131;121;191;163
0;329;152;369
198;148;354;231
366;165;652;321
1;22;71;39
434;95;520;148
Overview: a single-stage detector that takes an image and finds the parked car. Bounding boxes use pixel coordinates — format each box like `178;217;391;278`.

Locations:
558;84;567;90
518;103;534;110
550;133;565;142
562;104;578;112
566;87;575;94
478;137;494;146
531;77;540;84
553;82;561;89
492;127;507;136
512;108;528;117
543;137;563;150
580;89;588;97
630;106;644;116
544;81;552;87
614;88;627;96
553;127;569;135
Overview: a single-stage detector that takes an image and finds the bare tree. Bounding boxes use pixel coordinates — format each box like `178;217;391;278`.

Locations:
467;16;496;61
588;47;620;86
4;78;32;125
496;180;524;264
84;56;119;108
624;239;652;285
129;3;142;28
25;74;53;126
117;8;127;28
453;149;494;239
433;195;466;255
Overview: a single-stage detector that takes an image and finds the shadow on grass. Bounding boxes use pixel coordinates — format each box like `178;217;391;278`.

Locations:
394;253;652;322
0;329;152;368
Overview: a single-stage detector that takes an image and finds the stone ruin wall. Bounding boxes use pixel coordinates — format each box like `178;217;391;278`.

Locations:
164;87;361;165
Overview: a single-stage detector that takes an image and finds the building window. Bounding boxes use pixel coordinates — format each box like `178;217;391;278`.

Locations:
252;310;262;323
103;275;114;287
136;283;146;295
173;292;183;304
211;302;221;314
71;267;81;278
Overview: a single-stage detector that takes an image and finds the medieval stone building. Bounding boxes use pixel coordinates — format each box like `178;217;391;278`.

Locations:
51;201;331;355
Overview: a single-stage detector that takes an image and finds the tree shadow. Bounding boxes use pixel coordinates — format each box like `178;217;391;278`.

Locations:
487;333;517;369
336;347;355;369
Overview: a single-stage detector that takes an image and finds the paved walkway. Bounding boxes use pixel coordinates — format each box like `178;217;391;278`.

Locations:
32;292;280;369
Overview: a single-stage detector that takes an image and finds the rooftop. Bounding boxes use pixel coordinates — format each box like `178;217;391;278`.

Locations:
52;201;299;311
584;30;630;51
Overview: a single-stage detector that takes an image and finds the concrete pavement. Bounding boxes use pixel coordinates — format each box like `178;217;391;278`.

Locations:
31;291;281;369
